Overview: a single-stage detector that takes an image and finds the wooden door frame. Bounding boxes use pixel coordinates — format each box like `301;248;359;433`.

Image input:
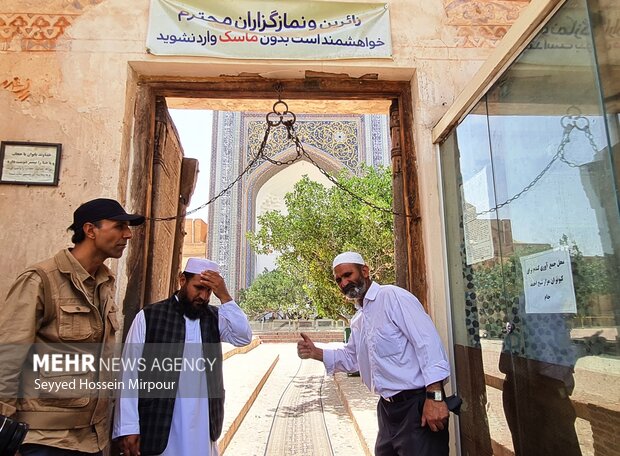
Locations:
122;75;425;332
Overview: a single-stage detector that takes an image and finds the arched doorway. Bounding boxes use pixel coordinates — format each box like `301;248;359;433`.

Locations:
253;160;334;276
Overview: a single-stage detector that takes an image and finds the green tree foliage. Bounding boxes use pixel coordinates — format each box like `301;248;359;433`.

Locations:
246;166;395;320
238;268;312;320
559;235;619;317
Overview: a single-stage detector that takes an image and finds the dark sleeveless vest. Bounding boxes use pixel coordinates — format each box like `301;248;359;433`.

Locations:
138;296;224;455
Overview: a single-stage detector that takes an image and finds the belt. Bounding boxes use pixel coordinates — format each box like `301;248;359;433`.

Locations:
381;388;425;403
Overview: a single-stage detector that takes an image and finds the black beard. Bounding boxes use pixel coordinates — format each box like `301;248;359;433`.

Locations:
177;291;210;320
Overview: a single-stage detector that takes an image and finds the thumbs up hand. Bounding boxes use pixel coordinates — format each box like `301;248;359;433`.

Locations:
297;332;323;361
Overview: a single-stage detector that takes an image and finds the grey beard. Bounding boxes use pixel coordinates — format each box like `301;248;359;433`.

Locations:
344;282;368;300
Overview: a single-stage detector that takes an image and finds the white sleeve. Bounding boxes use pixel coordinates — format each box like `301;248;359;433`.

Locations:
218;300;252;346
391;290;450;386
323;331;359;374
112;310;145;439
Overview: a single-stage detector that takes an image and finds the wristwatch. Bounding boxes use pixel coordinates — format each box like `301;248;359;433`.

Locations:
426;390;444;401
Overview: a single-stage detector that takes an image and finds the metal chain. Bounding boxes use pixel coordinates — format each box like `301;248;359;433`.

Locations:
475;113;598;217
151;94;407;221
151;125;272;221
285;122;407;217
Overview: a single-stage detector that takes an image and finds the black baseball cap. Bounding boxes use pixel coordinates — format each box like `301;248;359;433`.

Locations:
69;198;145;230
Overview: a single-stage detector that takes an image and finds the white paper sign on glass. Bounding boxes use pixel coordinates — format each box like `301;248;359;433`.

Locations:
520;248;577;314
461;166;494;265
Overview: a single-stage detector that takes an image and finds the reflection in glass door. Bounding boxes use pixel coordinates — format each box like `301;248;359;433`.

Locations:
441;1;620;455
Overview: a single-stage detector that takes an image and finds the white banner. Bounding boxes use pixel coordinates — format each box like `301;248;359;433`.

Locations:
147;0;392;59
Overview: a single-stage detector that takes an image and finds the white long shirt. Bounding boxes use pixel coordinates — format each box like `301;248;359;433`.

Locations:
323;282;450;398
113;299;252;455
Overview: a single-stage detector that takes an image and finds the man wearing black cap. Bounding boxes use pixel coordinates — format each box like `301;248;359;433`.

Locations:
0;198;144;456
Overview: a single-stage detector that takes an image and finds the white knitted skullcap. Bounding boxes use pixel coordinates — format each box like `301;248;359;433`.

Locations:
332;252;365;269
184;258;220;274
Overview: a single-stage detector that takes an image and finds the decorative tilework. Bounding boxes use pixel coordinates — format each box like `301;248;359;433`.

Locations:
0;0;105;52
445;0;527;24
246;119;361;171
454;25;510;47
368;114;390;167
0;14;75;51
444;0;531;47
208;111;243;294
65;0;105;9
208;111;390;294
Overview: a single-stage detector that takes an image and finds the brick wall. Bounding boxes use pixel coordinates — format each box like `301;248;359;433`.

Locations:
256;331;345;344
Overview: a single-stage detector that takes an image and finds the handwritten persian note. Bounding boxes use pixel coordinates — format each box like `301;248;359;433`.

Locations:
520;248;577;314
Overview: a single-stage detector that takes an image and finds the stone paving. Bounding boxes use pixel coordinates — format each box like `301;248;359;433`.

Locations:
263;360;333;455
221;343;369;456
219;343;280;454
331;372;379;455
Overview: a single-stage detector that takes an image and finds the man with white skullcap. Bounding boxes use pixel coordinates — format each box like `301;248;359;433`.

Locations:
298;252;451;456
114;258;252;456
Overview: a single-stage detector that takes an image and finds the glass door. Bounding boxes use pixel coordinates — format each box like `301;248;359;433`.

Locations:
441;0;620;454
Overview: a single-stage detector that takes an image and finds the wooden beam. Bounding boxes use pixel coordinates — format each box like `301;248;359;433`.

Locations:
398;88;428;300
141;76;408;100
390;100;409;290
432;0;568;144
121;84;156;340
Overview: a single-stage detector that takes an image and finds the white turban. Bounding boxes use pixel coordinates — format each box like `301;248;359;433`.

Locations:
184;258;221;274
332;252;365;269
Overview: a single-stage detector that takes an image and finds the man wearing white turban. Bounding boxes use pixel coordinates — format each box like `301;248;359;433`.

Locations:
114;258;252;456
298;252;451;456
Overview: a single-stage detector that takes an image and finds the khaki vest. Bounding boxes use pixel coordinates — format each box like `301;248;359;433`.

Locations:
14;249;120;430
